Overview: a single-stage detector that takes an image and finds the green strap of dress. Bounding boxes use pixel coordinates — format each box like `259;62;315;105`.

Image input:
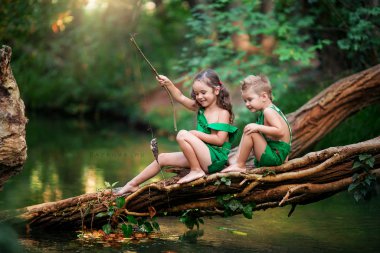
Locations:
257;104;292;144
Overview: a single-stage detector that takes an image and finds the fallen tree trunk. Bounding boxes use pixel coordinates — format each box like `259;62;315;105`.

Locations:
2;137;379;230
286;64;380;158
0;45;28;191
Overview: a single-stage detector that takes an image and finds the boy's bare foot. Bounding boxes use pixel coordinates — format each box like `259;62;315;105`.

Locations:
221;164;246;173
115;184;139;196
177;169;206;184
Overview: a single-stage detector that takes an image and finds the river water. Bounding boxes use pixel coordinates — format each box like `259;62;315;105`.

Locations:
0;116;379;253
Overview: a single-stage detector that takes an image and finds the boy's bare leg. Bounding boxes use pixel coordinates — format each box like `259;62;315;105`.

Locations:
222;133;266;172
116;152;189;195
176;130;211;184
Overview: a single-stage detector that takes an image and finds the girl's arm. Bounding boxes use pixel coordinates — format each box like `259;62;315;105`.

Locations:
190;110;230;146
244;109;287;139
156;75;197;111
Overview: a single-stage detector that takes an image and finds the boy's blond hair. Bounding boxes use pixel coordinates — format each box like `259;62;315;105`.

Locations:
241;75;272;101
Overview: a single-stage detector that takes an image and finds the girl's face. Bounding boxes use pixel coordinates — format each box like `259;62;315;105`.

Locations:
192;80;219;108
241;88;264;112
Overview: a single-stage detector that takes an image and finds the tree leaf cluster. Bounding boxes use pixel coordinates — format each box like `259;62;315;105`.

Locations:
348;154;377;202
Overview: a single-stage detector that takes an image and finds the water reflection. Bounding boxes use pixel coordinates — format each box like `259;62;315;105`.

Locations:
0;116;175;209
0;116;379;253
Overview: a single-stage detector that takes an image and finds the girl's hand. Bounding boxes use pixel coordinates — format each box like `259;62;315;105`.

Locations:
244;123;261;135
156;75;173;87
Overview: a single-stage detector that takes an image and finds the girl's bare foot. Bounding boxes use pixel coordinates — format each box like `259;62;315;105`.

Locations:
177;169;206;184
115;184;139;196
221;164;246;173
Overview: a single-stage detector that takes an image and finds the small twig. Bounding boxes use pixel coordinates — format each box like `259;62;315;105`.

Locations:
129;34;177;131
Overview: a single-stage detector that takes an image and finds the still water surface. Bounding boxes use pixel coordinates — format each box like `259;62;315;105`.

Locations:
0;116;379;253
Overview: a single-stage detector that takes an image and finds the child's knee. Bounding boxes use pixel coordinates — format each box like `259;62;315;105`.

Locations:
176;130;189;142
158;153;169;164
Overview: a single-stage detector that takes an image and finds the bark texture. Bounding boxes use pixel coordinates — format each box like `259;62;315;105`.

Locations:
287;64;380;158
2;137;379;230
0;45;28;191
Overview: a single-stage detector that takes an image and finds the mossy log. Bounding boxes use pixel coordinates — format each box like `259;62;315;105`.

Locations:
2;137;379;230
0;45;28;191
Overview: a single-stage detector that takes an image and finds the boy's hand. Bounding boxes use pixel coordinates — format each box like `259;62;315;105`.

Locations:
156;75;173;87
244;123;261;135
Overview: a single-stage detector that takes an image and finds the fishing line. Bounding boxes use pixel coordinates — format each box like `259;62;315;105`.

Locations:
131;38;171;208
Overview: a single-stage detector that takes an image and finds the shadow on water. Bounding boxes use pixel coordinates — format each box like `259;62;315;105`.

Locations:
0;115;379;253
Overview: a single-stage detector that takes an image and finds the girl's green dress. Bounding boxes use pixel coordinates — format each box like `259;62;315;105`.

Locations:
254;104;292;167
197;108;238;173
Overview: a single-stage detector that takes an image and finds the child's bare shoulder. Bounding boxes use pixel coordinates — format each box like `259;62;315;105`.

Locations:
263;106;278;117
218;109;231;123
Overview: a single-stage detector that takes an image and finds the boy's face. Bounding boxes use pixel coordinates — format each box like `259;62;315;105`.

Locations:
241;88;264;112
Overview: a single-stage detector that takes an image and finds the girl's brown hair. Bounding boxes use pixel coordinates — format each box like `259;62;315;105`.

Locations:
191;69;234;123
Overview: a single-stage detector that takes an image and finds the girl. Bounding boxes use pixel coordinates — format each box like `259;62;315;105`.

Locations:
116;69;237;195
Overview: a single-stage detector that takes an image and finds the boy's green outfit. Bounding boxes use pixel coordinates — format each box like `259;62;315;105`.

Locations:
197;108;238;173
254;104;292;168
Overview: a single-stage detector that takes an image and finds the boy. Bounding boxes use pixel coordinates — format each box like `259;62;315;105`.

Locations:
222;75;291;172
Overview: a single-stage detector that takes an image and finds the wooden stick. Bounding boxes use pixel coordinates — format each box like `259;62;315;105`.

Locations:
130;34;177;131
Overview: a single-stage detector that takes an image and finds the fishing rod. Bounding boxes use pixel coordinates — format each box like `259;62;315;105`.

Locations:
129;34;177;132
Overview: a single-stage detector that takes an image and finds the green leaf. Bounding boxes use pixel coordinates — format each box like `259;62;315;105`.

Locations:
115;197;125;208
104;181;111;188
365;157;375;168
227;199;242;212
352;161;362;170
232;230;248;236
348;182;359;192
121;224;133;238
354;192;362;202
102;223;112;234
127;215;138;225
359;154;371;161
142;222;153;233
95;212;108;218
111;181;119;187
214;180;221;186
242;205;253;219
152;221;160;231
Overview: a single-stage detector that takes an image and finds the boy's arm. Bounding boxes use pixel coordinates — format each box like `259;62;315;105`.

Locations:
156;75;197;111
247;109;287;138
190;110;230;146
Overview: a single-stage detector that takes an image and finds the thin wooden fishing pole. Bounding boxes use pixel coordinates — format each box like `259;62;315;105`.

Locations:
130;34;177;131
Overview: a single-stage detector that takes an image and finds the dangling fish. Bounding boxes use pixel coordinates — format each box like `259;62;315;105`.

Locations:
150;137;159;165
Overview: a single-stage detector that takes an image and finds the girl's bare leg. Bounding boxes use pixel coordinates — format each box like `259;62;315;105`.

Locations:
222;133;266;172
116;152;189;195
176;130;212;184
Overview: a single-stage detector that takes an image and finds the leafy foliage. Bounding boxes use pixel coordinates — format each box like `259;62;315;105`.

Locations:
348;154;377;202
216;194;255;219
95;181;160;238
179;209;204;230
176;0;329;93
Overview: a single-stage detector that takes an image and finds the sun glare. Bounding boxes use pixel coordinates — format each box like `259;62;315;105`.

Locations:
84;0;108;12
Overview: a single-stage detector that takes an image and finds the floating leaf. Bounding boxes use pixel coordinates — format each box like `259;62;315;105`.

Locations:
232;230;248;236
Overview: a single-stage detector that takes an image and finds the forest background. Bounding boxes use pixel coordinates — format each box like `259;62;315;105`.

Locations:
1;0;379;152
